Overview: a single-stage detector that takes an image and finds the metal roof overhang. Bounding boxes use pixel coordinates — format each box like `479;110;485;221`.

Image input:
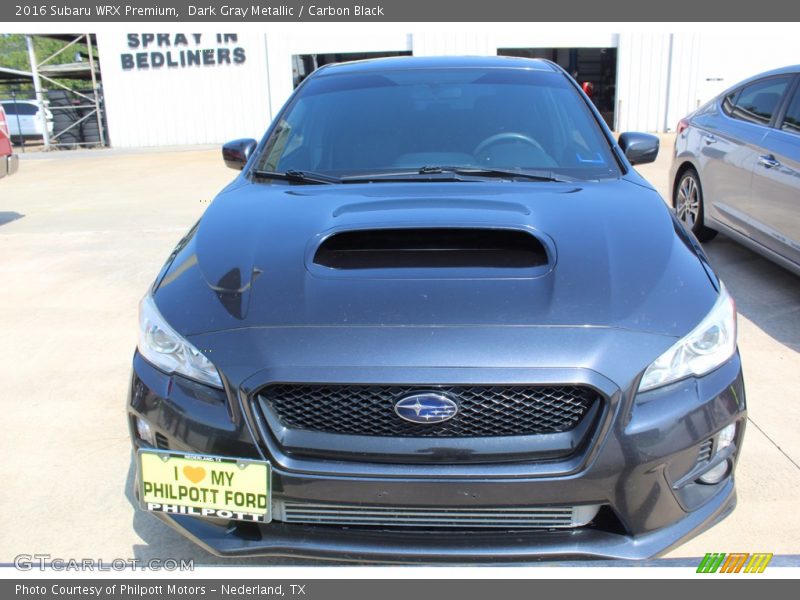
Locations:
0;67;34;85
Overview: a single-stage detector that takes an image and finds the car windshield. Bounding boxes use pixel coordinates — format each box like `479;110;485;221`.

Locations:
0;102;38;116
254;67;620;182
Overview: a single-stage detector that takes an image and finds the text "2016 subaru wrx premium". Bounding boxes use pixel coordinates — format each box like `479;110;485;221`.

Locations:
129;57;745;561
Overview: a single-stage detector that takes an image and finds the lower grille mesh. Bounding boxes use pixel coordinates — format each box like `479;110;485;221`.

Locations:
279;502;601;528
259;384;598;437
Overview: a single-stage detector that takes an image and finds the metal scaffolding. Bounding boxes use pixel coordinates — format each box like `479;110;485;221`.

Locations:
23;33;106;150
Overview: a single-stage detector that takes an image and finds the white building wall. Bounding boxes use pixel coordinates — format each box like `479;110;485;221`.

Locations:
411;31;494;57
96;31;271;147
615;32;672;133
657;33;800;133
695;34;800;103
97;28;622;147
665;33;702;131
96;29;800;147
490;31;618;50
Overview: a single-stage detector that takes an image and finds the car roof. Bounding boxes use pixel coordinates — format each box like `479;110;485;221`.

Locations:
719;64;800;96
756;64;800;77
313;55;561;77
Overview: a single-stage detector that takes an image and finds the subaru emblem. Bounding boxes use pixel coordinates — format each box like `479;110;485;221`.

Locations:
394;393;458;424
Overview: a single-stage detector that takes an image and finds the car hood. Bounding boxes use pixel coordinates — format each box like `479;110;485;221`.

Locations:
153;178;717;339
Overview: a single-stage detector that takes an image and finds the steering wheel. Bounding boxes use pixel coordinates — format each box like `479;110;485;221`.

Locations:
473;132;546;159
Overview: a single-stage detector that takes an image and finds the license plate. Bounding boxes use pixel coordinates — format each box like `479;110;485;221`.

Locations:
138;449;271;523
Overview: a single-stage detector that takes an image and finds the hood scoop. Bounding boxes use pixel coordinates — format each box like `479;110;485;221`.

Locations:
311;227;553;275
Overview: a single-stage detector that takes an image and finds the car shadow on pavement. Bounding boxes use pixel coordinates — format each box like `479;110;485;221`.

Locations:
124;452;333;566
0;211;23;226
702;234;800;352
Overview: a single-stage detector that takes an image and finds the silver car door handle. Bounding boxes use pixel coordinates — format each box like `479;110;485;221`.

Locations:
703;133;717;144
758;154;781;169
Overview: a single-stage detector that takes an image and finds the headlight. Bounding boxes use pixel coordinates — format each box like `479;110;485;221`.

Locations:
137;294;222;388
638;285;736;392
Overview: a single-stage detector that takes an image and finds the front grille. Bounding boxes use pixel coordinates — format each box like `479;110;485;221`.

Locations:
279;502;601;528
259;384;598;437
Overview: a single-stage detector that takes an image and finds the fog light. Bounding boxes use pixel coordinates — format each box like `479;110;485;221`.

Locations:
135;417;156;446
699;459;729;484
717;423;736;451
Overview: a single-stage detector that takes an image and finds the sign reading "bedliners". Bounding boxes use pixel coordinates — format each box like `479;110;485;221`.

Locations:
120;33;246;70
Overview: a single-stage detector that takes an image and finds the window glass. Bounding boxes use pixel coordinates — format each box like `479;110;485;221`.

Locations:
728;77;791;125
721;90;739;117
0;102;38;116
780;86;800;135
255;68;620;181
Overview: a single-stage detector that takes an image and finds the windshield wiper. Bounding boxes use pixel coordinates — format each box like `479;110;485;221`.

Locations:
418;166;574;183
341;170;473;183
254;167;573;185
341;167;574;184
250;169;341;185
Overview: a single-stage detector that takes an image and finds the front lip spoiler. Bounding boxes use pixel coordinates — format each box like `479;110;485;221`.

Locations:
149;480;736;562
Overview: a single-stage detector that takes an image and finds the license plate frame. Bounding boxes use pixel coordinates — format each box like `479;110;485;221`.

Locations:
137;448;272;523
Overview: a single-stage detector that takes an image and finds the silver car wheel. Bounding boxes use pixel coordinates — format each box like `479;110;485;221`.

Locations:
676;174;700;228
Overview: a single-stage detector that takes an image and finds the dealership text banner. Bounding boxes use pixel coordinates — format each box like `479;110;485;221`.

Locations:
5;580;799;600
5;0;800;21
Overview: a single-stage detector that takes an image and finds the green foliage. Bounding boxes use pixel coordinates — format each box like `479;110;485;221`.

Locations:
0;34;73;70
0;34;88;95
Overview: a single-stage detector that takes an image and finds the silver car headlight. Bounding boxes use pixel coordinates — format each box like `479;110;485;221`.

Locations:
638;285;737;392
137;294;223;388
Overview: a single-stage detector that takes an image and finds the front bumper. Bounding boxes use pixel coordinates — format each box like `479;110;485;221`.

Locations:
128;351;746;562
150;485;736;562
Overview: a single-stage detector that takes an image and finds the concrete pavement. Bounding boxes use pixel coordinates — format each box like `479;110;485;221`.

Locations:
0;138;798;565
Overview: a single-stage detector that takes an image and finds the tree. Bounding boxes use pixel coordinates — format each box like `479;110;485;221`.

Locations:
0;34;88;96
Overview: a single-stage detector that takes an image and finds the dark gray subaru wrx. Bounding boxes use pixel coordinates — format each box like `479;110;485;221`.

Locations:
128;56;746;561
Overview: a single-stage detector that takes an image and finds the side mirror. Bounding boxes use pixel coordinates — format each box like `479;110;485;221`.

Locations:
618;132;659;166
222;138;257;170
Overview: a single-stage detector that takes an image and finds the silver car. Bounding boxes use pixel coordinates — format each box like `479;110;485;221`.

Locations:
670;65;800;275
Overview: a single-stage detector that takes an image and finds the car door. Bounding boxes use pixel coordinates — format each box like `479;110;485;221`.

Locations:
693;75;794;236
748;75;800;266
17;103;38;136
